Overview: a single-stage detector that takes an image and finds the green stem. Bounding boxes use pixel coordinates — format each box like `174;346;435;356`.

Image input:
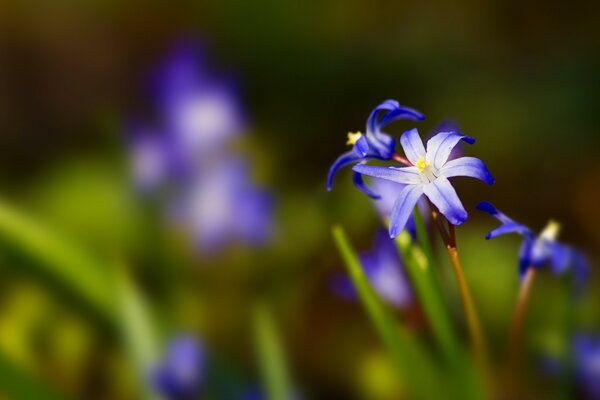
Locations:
395;230;458;361
332;225;445;400
253;302;292;400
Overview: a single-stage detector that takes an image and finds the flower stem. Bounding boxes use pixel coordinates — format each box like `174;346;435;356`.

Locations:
504;266;536;396
431;208;488;369
392;153;413;166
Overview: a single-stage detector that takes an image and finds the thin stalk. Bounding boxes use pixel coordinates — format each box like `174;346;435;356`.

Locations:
253;302;293;400
431;209;488;369
504;266;536;396
332;225;445;400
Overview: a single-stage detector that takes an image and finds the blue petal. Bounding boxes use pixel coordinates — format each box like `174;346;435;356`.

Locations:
440;157;495;185
399;128;426;164
425;131;475;169
353;171;381;199
547;242;570;275
352;164;422;184
475;201;510;223
327;150;362;191
571;251;589;294
379;105;425;127
476;201;534;240
389;184;424;238
485;222;533;239
366;99;401;135
422;176;467;226
353;134;369;157
518;238;534;281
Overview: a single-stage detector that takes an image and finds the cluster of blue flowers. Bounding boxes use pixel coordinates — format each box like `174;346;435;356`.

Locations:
328;99;588;284
128;41;272;252
328;100;594;391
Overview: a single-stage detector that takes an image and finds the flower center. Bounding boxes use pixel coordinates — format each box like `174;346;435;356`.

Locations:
415;156;430;173
346;131;363;146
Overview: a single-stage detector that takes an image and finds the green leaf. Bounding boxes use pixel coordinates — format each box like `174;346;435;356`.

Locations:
332;225;446;400
253;302;293;400
114;263;161;400
0;197;114;320
396;229;485;400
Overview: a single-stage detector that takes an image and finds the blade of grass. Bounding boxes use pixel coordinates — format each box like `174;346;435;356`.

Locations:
396;229;458;360
0;198;114;320
253;302;293;400
332;225;446;400
396;229;485;399
115;263;161;400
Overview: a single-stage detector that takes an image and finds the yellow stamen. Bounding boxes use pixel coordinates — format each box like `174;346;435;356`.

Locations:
415;156;429;173
346;131;363;146
540;220;561;241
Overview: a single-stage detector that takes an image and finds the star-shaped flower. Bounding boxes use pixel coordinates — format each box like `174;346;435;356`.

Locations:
476;201;588;284
327;100;424;198
353;128;494;238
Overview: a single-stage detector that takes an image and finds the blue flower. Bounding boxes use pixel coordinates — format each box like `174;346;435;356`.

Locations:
150;41;245;159
327;100;424;198
151;336;204;400
476;201;588;284
332;230;412;307
573;335;600;399
172;158;273;251
128;40;273;251
353;129;494;238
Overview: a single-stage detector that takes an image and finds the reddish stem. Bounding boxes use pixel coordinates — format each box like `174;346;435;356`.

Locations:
392;153;413;166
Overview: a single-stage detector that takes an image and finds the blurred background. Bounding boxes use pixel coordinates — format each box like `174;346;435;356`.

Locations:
0;0;599;399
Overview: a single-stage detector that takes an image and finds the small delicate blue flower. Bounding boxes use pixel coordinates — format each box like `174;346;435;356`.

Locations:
150;41;245;159
332;230;412;307
128;40;273;251
173;158;272;251
151;335;204;400
327;100;424;198
353;129;494;238
573;334;600;399
476;201;589;285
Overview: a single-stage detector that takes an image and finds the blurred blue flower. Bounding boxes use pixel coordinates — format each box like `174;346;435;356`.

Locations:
152;335;204;400
332;230;412;307
128;40;273;251
476;201;588;284
574;335;600;399
173;158;272;251
151;41;245;160
353;129;494;238
327;100;424;198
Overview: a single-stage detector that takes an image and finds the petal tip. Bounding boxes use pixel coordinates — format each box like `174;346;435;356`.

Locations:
475;201;495;214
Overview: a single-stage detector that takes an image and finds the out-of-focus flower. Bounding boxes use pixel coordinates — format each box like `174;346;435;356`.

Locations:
327;100;424;198
151;335;204;400
353;129;494;238
128;40;272;251
476;201;588;284
174;158;272;251
151;42;244;160
332;230;412;307
130;132;168;192
574;335;600;399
